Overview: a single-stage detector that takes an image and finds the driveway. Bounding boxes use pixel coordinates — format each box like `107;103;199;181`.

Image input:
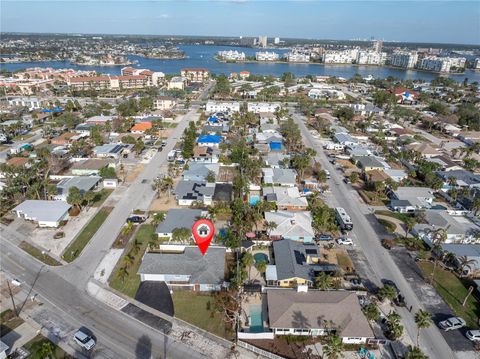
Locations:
391;248;475;352
135;281;174;317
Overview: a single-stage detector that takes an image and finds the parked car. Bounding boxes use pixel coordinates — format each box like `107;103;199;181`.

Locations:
466;330;480;341
337;237;353;246
127;215;146;224
73;329;96;350
343;177;351;184
439;317;466;331
315;234;333;241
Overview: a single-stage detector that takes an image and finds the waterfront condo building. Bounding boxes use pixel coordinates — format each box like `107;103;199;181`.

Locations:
180;68;209;83
67;75;150;91
390;51;418;69
417;56;466;73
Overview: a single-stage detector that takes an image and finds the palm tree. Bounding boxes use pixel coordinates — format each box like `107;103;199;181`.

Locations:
256;260;267;275
457;255;476;277
471;197;480;216
264;221;277;237
117;266;129;283
378;285;398;302
362;303;380;321
314;272;334;290
414;309;432;346
405;346;428;359
386;311;404;340
131;238;141;255
37;341;55;359
241;252;254;282
123;254;135;268
428;227;448;284
322;334;344;359
208;206;220;221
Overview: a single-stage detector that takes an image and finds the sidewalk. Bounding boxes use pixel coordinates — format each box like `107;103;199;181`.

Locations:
1;321;40;353
87;281;262;359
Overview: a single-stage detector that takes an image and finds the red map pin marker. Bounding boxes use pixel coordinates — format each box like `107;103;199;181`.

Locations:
192;219;215;255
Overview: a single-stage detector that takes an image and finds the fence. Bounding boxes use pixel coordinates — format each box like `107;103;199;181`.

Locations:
238;332;274;340
238;340;285;359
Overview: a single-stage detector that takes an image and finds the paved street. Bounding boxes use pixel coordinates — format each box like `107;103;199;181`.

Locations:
0;109;216;359
290;109;458;359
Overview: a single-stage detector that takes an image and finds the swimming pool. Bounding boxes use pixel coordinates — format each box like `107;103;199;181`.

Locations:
249;195;260;206
254;252;269;264
249;304;264;333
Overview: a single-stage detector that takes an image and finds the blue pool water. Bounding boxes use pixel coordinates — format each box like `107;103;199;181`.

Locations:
254;253;269;264
249;196;260;206
249;305;264;333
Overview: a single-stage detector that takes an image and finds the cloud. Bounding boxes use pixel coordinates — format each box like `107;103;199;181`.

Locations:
156;14;170;19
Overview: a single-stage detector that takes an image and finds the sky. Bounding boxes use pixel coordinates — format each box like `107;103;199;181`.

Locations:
1;1;479;45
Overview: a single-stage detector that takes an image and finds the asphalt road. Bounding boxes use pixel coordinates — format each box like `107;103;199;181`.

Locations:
1;109;209;359
290;109;457;359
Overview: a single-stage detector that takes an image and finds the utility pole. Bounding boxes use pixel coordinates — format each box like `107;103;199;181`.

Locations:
6;280;18;317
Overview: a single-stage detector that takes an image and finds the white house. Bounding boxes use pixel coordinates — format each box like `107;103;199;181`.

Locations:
206;101;240;113
247;102;281;114
13;200;71;227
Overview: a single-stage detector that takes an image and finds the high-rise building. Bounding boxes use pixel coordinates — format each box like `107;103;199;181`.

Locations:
372;40;383;53
274;37;280;45
390;51;418;69
417;56;466;73
258;36;268;48
239;37;257;47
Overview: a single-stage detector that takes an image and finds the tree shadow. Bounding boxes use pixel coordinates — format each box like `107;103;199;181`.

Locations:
135;334;152;359
291;310;310;329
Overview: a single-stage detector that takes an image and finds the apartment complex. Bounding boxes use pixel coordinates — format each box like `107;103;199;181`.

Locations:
417;56;466;73
356;50;387;65
217;50;245;61
322;49;358;64
258;36;268;48
390;51;418;69
181;68;209;83
286;51;310;62
67;75;150;91
256;52;280;61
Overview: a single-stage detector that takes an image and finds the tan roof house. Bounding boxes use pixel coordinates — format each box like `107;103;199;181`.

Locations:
267;289;375;344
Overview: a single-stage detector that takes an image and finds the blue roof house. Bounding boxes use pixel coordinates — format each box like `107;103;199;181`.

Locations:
196;135;223;148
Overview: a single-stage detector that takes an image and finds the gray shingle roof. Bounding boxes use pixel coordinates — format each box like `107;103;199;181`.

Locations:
56;176;101;195
156;208;203;234
138;246;226;285
272;240;338;282
174;181;215;201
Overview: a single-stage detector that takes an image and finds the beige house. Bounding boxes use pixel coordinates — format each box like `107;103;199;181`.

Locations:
267;288;375;344
154;96;176;110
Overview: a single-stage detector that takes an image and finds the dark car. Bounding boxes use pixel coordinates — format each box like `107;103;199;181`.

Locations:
127;216;146;224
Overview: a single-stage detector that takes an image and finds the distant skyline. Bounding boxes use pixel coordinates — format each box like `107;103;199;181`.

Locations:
1;1;479;45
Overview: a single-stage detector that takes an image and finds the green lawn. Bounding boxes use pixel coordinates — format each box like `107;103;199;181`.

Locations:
23;334;72;359
109;224;156;298
418;262;480;328
62;207;112;262
375;210;412;223
172;291;232;339
91;189;114;207
336;252;354;273
19;241;61;266
377;218;397;233
0;309;24;336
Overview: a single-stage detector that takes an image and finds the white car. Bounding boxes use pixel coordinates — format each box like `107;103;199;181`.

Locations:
336;237;354;246
466;330;480;341
73;329;96;350
439;317;466;331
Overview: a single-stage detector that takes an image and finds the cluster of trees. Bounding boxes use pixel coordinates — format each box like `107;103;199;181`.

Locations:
181;121;197;159
280;117;303;152
308;196;338;233
213;74;231;95
117;97;153;117
0;149;54;211
372;90;397;109
66;186;99;210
